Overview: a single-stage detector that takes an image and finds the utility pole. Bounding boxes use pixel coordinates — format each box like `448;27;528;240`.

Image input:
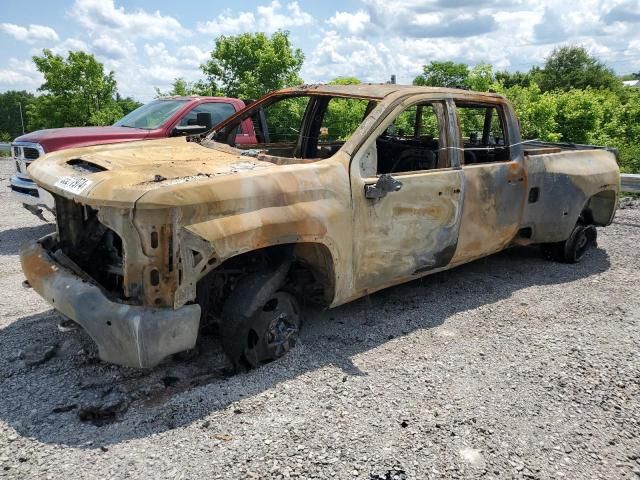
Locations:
17;102;25;135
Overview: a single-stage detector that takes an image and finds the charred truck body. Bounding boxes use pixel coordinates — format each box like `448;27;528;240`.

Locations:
20;85;620;369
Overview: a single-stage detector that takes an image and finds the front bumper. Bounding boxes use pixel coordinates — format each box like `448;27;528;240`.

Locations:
20;235;201;368
10;175;56;211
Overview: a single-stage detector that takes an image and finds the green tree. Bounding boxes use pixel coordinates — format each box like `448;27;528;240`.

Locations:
413;61;469;88
554;89;605;144
495;70;533;88
115;94;143;116
154;77;214;97
535;46;621;92
619;72;640;81
88;95;142;126
498;83;560;141
28;49;119;129
201;31;304;99
0;90;35;138
467;63;494;91
328;76;361;85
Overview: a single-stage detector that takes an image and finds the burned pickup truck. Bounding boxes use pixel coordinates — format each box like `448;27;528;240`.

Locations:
20;84;620;369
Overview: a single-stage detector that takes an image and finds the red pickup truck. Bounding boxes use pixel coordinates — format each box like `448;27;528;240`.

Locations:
10;96;255;215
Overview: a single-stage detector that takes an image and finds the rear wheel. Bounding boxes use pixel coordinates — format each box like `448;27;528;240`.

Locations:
542;224;597;263
221;277;301;370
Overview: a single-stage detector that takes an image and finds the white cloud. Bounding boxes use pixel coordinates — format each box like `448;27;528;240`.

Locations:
176;45;209;68
138;42;208;95
197;11;256;36
4;0;640;101
327;11;371;35
92;35;135;60
52;37;90;54
303;0;640;84
257;1;314;31
0;23;59;43
70;0;187;40
302;31;394;82
197;1;313;36
143;42;206;68
0;58;43;87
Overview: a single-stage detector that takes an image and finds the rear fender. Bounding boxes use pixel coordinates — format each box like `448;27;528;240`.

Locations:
521;150;619;243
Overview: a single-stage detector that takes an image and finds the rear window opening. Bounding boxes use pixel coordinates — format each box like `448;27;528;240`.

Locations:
455;103;511;164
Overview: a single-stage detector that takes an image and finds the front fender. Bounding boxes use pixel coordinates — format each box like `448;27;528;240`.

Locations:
162;160;354;308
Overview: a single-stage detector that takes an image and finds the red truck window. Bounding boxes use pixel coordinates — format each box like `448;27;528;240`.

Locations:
180;103;237;128
115;99;188;130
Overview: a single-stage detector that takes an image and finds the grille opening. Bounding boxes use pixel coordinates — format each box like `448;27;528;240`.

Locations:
55;195;124;297
23;147;40;160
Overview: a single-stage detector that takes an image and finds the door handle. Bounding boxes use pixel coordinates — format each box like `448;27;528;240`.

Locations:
365;174;403;199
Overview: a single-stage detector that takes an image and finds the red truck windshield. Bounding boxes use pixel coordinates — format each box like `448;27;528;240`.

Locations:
114;99;188;130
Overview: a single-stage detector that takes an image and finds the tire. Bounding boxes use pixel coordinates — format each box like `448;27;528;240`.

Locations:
542;224;597;263
221;274;302;370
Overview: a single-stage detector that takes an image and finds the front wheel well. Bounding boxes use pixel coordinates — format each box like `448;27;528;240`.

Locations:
196;242;336;325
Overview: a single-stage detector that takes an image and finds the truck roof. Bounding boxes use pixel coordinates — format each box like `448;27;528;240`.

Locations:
276;83;506;100
156;95;242;102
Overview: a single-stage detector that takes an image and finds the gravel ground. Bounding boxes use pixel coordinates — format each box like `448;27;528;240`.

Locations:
0;157;639;479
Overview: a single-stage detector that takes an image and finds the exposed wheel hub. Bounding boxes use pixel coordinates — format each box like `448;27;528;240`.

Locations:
240;291;301;369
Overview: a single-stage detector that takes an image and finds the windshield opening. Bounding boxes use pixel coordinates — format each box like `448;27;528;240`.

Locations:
114;99;188;130
209;94;376;160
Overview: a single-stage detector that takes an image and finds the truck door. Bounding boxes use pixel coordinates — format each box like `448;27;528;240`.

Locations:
449;99;526;264
350;99;464;293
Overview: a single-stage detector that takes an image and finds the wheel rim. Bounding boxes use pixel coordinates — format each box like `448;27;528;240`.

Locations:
243;292;301;368
574;228;589;260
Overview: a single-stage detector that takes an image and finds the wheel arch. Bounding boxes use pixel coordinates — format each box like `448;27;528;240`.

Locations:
580;189;617;226
195;241;337;323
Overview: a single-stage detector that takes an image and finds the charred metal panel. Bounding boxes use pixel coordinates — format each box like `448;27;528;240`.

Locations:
20;236;200;368
521;150;619;243
352;169;464;291
451;161;525;264
179;157;352;307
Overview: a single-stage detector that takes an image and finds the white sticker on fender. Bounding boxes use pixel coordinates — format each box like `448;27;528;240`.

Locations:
54;175;93;195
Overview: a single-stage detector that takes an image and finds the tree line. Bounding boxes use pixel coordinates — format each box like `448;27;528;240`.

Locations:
0;32;638;173
413;46;640;173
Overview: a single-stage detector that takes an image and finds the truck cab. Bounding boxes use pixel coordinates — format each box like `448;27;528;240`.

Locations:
10;96;254;215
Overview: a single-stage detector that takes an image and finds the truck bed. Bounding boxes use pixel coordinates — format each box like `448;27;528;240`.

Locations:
523;140;617;157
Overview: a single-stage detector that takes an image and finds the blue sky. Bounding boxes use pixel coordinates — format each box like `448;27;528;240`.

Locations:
1;0;640;102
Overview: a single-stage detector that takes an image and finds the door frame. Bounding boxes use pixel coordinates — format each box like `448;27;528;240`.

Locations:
447;97;527;265
348;93;466;293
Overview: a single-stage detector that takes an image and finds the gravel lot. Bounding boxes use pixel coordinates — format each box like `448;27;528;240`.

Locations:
1;157;639;479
